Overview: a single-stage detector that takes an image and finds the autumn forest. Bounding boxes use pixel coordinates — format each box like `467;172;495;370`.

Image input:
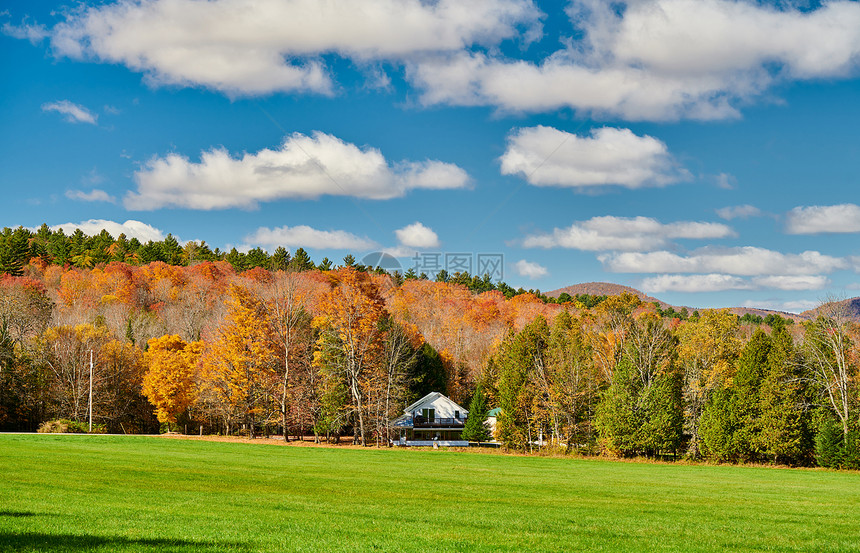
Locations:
0;225;857;470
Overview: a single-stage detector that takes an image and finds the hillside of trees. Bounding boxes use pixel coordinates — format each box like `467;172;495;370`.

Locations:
0;225;856;468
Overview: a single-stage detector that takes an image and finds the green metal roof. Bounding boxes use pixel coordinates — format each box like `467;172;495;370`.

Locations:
487;407;501;416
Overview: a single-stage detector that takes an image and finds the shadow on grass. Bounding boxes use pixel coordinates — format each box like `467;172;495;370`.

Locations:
0;532;249;552
0;512;39;518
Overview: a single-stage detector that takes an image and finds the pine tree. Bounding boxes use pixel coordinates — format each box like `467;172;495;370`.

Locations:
270;247;291;271
461;384;491;442
495;318;548;450
290;248;314;272
756;326;811;465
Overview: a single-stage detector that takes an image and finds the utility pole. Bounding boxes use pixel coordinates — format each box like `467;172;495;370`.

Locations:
88;349;93;433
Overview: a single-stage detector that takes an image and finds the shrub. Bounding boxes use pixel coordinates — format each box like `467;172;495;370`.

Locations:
37;419;105;434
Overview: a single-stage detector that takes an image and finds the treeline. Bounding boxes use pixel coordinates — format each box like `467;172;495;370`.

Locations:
0;225;855;469
0;225;598;305
0;263;453;444
483;296;858;468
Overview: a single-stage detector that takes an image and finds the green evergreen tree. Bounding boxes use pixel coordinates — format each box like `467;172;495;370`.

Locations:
461;385;491;442
814;411;844;468
47;229;70;265
0;227;30;276
289;248;314;272
224;247;247;271
756;326;811;465
137;241;165;264
409;343;448;399
161;234;185;266
270;247;291;271
699;387;741;462
244;247;269;269
495;318;548;450
637;368;683;457
594;359;640;456
733;328;771;461
700;329;771;462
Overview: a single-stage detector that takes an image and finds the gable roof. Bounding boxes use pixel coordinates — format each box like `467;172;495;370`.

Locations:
404;392;467;415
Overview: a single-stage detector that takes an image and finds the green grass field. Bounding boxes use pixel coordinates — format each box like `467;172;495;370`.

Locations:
1;436;859;552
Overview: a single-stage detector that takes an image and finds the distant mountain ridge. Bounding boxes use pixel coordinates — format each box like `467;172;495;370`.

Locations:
800;297;860;321
546;282;668;308
546;282;812;322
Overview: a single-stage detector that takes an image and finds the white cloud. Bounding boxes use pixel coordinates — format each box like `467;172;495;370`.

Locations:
642;274;750;293
521;216;733;251
408;52;748;120
713;173;737;190
41;100;97;124
41;0;540;96
47;219;165;242
395;222;440;249
601;247;847;276
716;205;762;220
642;273;829;293
513;259;548;279
500;126;689;189
125;132;469;210
244;225;377;250
741;299;818;314
409;1;860;120
65;189;115;203
609;0;860;80
2;22;49;43
753;275;830;290
785;204;860;234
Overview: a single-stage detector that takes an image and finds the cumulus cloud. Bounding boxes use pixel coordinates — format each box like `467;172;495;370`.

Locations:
41;100;98;124
244;225;377;250
65;189;115;203
514;259;548;279
409;0;860;120
642;273;829;293
753;275;830;290
408;52;749;120
36;0;540;96
785;204;860;234
716;204;762;220
47;219;165;242
601;247;847;276
395;222;440;249
521;215;733;251
642;274;750;293
500;126;689;189
124;132;469;210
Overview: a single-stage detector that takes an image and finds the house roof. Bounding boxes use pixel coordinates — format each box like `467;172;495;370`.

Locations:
487;407;501;417
404;392;467;414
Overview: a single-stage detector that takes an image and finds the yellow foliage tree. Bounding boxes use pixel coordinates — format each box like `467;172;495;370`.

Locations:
198;285;278;438
677;309;741;457
142;334;203;426
313;268;387;445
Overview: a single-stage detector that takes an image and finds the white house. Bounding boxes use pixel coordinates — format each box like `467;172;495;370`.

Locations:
392;392;468;447
485;407;501;440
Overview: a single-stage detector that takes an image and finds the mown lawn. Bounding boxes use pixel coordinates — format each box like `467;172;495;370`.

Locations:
0;435;858;552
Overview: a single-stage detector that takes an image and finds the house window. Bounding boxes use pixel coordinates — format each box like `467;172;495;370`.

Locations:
454;410;460;419
422;408;435;422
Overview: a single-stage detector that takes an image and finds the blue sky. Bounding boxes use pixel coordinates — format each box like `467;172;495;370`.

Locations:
3;0;860;312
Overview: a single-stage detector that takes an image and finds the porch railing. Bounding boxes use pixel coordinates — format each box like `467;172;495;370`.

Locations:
412;416;467;428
